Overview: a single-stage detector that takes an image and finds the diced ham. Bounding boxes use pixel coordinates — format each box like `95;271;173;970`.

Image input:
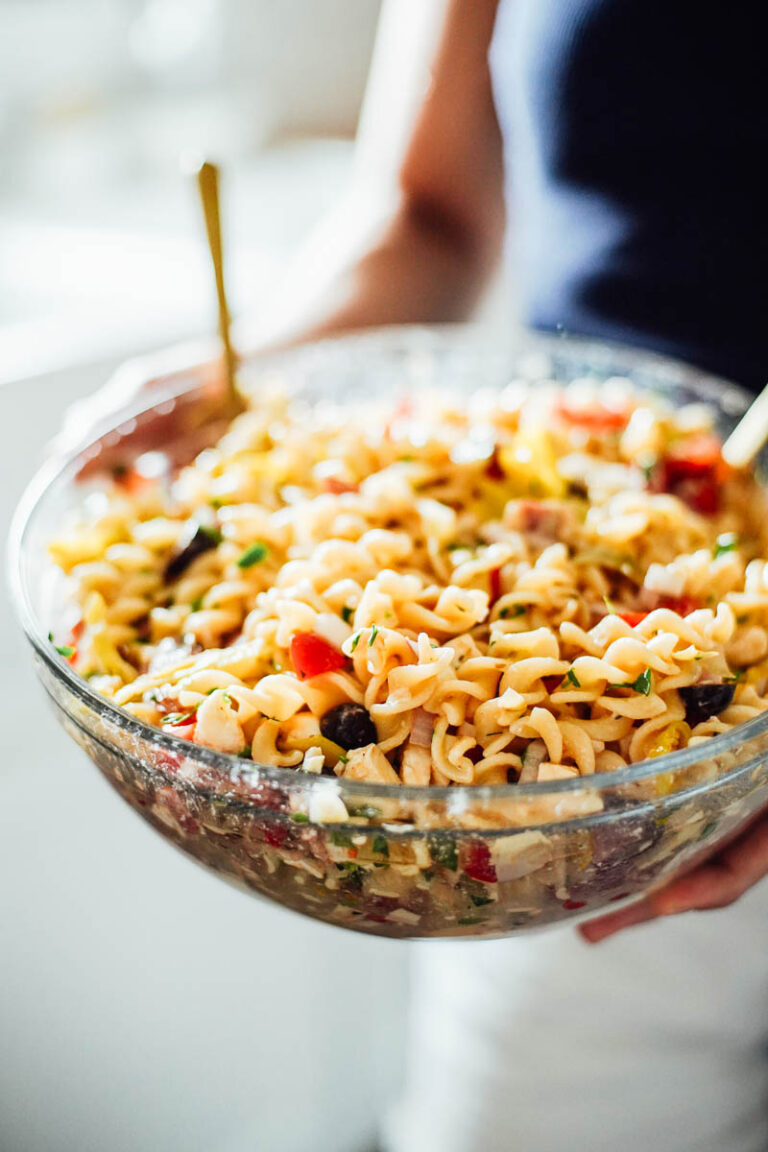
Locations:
506;500;570;547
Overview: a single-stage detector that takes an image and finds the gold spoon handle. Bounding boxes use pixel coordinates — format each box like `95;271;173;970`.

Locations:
722;381;768;469
195;159;238;399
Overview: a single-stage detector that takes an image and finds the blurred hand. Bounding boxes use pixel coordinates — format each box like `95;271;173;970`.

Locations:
580;805;768;943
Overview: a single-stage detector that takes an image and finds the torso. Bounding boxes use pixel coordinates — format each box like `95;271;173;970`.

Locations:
489;0;768;390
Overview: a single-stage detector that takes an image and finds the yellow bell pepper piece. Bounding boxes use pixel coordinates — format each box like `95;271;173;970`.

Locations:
84;592;138;682
648;721;691;795
284;733;347;768
498;430;568;499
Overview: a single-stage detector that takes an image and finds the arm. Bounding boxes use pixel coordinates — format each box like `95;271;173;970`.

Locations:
250;0;505;348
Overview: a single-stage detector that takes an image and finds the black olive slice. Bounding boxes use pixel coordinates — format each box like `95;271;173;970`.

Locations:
164;524;220;583
320;702;378;750
678;682;736;727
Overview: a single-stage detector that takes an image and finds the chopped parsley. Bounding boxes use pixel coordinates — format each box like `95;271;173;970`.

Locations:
713;534;738;560
49;632;76;658
291;812;309;824
622;668;652;695
350;632;362;652
428;834;458;871
348;803;381;819
563;668;581;688
189;595;204;612
237;541;269;568
368;623;379;646
341;605;354;624
161;711;196;725
372;834;389;856
499;605;526;619
330;831;354;847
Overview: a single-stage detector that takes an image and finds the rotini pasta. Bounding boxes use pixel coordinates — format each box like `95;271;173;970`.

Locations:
48;380;768;788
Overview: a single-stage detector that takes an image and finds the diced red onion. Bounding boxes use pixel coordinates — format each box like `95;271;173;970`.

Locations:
410;708;434;747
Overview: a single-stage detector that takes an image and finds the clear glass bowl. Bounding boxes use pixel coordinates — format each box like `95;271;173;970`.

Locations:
10;325;768;939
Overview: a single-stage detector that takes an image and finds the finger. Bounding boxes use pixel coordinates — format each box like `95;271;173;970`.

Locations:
74;387;231;480
720;814;768;882
654;816;768;914
579;898;658;944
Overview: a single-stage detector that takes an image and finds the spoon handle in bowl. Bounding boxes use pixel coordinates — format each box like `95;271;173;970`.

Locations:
722;382;768;469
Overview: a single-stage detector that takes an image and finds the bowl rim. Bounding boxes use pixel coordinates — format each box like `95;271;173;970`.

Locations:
9;323;768;805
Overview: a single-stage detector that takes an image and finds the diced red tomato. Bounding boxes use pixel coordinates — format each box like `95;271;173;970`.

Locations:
658;596;700;616
562;898;587;911
384;396;414;439
113;466;156;495
322;477;359;495
153;750;184;776
649;435;725;515
489;567;502;604
618;611;648;627
289;632;347;679
260;821;292;849
555;397;629;432
462;841;497;883
63;619;84;664
164;714;197;741
617;598;699;624
485;448;505;481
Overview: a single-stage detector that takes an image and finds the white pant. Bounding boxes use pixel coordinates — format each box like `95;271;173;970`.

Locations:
387;885;768;1152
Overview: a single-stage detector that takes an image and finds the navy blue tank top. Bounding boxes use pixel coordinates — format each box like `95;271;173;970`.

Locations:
489;0;767;390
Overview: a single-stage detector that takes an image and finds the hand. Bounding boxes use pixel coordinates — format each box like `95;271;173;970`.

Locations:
51;338;219;457
580;805;768;944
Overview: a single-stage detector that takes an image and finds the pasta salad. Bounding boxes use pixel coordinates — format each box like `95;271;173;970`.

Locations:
49;379;768;790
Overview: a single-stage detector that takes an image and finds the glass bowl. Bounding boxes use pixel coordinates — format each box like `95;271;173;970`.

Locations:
9;325;768;939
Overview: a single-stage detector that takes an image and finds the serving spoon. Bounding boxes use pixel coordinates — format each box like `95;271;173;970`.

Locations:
722;382;768;469
192;158;246;419
74;159;246;478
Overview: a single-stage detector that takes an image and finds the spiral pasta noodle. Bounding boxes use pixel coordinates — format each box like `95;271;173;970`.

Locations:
48;379;768;788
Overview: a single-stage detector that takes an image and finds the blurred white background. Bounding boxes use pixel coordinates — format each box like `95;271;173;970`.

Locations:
0;0;382;380
0;2;422;1150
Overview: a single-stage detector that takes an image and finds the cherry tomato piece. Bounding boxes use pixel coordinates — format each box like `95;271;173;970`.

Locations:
618;611;648;627
555;398;629;432
290;632;347;679
462;841;497;883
